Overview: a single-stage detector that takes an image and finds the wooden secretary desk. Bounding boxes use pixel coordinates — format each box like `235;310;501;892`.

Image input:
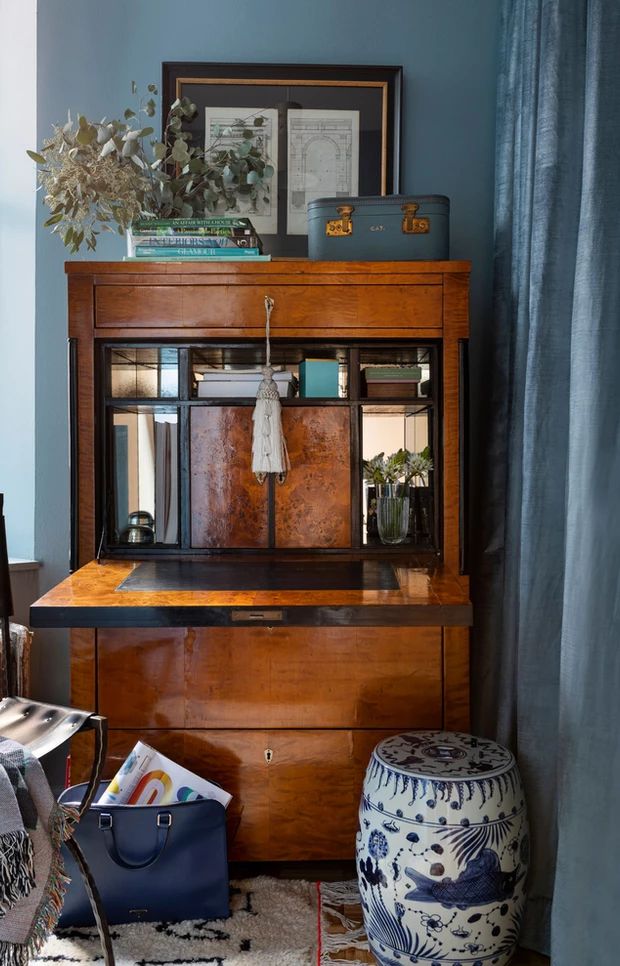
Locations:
31;259;472;862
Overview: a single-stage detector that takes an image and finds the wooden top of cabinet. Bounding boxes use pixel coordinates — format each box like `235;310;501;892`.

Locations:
66;259;470;338
66;259;470;277
30;558;471;629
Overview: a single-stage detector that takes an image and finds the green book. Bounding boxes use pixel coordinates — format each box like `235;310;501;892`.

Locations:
132;216;254;233
123;253;272;262
134;246;261;258
364;366;422;381
132;226;259;239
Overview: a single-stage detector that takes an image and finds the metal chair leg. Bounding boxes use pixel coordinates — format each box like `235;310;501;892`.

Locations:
1;614;11;696
65;836;115;966
77;715;108;818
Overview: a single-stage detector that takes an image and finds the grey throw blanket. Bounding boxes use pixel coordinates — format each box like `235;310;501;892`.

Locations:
0;738;75;965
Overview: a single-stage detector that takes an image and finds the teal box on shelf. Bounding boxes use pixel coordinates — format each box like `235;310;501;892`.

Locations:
299;359;340;397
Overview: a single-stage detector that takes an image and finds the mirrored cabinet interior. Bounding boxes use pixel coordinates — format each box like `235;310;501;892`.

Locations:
101;340;440;555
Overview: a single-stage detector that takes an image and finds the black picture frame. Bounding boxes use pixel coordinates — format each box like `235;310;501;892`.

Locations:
162;62;402;257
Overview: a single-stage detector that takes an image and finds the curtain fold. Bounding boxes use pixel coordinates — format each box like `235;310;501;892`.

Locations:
472;0;620;960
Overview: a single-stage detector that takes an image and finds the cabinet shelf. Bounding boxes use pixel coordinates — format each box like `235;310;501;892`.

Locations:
359;400;434;413
105;396;351;407
106;397;434;408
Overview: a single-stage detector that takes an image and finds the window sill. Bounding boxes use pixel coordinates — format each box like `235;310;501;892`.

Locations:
8;559;40;573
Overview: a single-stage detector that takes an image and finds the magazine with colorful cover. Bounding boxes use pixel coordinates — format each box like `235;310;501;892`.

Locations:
98;740;232;808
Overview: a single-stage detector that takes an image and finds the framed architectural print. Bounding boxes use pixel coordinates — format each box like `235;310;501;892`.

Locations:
162;62;402;256
203;105;279;236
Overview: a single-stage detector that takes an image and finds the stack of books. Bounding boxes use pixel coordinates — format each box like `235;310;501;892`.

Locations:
363;365;422;398
126;216;270;261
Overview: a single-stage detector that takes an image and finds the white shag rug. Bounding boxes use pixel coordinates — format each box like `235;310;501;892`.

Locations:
33;877;321;966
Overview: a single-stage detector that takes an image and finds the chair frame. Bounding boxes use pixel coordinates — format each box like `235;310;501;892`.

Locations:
0;493;115;965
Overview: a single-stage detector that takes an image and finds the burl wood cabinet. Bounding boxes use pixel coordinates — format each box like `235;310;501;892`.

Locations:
62;259;471;862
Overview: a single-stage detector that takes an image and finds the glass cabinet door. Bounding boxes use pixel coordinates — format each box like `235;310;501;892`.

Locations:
108;347;178;398
358;345;438;550
110;407;179;546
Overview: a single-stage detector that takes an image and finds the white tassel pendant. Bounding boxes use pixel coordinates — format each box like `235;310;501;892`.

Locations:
252;296;290;484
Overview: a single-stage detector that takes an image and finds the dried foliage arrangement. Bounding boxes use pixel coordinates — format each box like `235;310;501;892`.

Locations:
28;84;274;252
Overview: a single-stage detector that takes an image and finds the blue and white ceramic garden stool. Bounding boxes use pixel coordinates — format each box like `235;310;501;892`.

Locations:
357;731;529;966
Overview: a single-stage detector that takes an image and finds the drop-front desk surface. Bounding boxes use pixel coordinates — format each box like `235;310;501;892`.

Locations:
30;556;471;628
30;557;471;861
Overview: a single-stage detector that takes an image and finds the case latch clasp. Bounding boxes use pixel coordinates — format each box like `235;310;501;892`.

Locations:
401;202;430;235
326;205;354;237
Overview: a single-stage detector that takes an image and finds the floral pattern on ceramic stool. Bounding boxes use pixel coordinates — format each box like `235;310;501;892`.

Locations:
356;730;529;966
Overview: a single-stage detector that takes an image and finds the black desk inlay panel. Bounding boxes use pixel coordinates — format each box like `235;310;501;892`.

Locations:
117;559;398;593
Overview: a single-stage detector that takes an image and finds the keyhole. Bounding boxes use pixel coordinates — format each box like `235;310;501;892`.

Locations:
264;749;273;764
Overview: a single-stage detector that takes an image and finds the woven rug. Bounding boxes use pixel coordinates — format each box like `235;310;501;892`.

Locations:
32;877;369;966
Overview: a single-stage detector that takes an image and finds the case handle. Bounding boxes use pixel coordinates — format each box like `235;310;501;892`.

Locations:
325;205;354;237
98;811;172;870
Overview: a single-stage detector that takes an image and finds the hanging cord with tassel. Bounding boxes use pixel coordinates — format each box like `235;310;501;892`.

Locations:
252;296;290;484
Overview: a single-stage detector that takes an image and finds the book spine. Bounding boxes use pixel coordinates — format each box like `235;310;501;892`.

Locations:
133;235;261;249
134;246;262;257
133;226;257;238
132;217;252;231
125;254;272;262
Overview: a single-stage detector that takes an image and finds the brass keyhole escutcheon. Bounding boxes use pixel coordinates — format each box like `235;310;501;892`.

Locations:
264;749;274;764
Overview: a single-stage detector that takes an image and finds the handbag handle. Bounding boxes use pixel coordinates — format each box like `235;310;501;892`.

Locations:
98;811;172;870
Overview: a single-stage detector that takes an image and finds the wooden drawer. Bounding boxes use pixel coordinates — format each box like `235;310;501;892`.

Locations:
104;727;402;861
97;626;443;729
94;282;443;330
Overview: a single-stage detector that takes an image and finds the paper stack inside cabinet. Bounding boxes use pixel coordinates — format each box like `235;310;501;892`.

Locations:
196;368;296;398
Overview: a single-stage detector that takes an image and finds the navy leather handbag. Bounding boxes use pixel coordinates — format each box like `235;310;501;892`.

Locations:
58;781;229;926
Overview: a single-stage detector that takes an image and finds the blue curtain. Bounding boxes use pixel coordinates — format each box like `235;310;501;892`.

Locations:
472;0;620;960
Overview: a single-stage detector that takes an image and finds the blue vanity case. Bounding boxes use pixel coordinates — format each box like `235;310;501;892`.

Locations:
307;194;449;261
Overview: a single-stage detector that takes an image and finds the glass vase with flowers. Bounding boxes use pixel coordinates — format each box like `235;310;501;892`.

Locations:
363;448;433;545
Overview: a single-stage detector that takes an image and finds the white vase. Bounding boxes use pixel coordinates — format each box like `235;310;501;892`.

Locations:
126;228;136;259
357;730;529;966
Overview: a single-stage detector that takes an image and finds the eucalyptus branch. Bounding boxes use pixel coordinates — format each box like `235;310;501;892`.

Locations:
28;84;275;250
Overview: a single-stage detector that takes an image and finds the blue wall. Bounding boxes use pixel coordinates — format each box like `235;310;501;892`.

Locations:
0;0;36;560
35;0;500;701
